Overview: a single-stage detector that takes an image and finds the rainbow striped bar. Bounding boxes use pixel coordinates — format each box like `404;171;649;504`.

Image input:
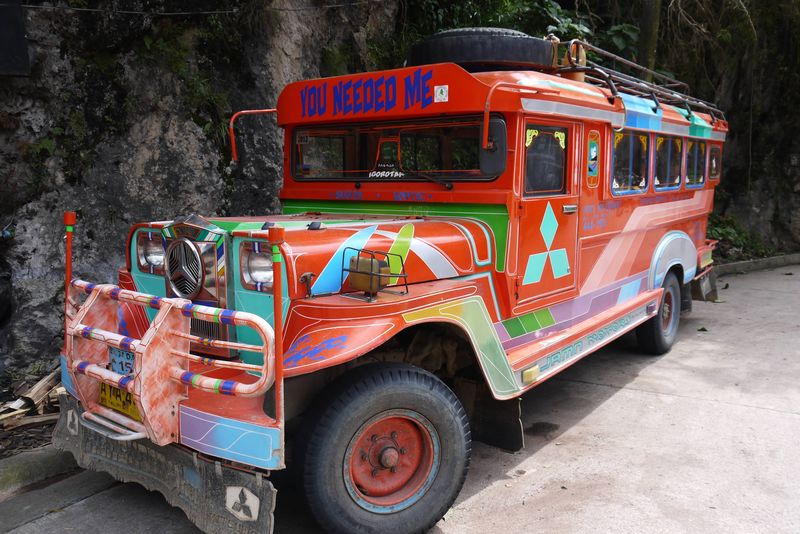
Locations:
69;278;276;398
72;359;136;393
71;280;172;310
71;323;141;353
177;370;238;395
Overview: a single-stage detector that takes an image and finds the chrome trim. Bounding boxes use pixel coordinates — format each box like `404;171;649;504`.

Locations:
165;238;203;299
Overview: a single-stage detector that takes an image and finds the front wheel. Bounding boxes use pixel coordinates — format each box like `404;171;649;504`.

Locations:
303;363;471;534
636;271;681;355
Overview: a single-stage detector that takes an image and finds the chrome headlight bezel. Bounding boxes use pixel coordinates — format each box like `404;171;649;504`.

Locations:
136;231;165;274
240;241;274;291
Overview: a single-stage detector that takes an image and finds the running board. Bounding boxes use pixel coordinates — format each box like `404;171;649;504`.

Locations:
508;289;663;391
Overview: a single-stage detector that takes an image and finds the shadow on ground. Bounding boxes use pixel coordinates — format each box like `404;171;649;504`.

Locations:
271;330;667;533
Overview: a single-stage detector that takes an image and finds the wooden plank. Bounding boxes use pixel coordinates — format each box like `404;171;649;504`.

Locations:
5;413;60;430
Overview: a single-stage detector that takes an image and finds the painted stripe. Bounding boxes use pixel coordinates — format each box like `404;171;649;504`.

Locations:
118;375;133;389
407;239;459;278
387;223;414;285
220;309;235;325
617;279;641;305
404;296;519;398
451;222;492;267
311;225;378;295
522;98;625;128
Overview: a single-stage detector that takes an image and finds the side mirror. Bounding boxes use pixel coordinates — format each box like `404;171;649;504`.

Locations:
480;117;507;176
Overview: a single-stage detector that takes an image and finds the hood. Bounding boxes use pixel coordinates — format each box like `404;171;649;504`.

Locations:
209;212;494;298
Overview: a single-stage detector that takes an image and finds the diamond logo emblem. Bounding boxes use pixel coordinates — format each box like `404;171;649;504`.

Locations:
540;202;558;250
523;202;571;285
225;486;259;521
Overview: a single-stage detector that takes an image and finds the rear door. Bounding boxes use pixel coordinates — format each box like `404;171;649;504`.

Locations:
516;118;580;303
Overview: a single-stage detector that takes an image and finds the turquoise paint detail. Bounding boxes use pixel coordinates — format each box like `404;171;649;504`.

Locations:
680;110;712;139
549;248;570;279
523;201;571;285
232;237;290;367
540;202;558;250
60;354;77;397
451;222;492;267
523;252;548;284
310;225;377;295
616;279;641;305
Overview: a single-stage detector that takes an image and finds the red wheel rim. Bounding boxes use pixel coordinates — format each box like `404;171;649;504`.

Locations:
344;410;439;513
661;289;674;331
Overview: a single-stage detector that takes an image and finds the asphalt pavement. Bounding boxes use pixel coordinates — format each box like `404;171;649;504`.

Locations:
3;267;799;534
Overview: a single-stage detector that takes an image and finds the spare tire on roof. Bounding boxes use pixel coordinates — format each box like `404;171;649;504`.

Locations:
407;27;556;72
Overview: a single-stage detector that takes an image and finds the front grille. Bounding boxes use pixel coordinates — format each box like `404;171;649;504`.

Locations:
190;317;221;340
165;238;203;299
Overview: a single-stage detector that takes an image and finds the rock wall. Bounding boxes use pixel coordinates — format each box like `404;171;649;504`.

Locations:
0;1;398;379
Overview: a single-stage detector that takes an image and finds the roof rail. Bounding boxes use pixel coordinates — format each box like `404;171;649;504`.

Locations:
557;39;725;122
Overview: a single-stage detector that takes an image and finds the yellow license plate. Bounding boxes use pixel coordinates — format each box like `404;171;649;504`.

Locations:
99;382;142;421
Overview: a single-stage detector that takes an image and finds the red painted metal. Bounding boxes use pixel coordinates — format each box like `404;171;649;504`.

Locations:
347;414;434;507
228;108;277;162
482;81;556;149
63;211;76;350
269;225;286;427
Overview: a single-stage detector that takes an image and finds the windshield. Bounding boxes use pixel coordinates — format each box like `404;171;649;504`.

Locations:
292;116;495;181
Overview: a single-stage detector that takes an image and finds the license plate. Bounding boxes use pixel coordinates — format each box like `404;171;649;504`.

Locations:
99;347;141;421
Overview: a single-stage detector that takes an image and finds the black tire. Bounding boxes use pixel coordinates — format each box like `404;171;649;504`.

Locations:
302;362;471;534
407;27;555;72
637;271;681;355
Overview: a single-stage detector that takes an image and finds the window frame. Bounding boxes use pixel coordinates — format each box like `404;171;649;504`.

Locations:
289;114;504;183
521;121;571;198
708;144;722;181
685;138;708;189
610;129;651;197
653;134;684;192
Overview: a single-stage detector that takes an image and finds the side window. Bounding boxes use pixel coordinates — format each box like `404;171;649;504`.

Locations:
654;136;682;190
612;131;649;194
524;125;567;196
686;140;707;187
709;145;722;181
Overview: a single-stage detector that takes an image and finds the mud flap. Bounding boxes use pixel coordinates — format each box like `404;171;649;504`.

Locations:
691;269;718;302
453;376;524;452
53;395;276;534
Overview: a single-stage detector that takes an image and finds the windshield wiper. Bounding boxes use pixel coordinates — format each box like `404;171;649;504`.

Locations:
411;172;453;190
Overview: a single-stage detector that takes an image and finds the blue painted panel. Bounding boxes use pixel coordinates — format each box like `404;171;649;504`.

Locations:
179;405;281;469
60;354;78;398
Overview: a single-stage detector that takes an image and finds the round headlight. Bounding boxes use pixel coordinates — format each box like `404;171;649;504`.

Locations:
248;252;273;285
144;239;164;267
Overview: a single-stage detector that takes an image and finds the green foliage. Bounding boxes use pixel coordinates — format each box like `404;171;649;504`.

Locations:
708;213;774;260
593;23;639;58
136;23;231;150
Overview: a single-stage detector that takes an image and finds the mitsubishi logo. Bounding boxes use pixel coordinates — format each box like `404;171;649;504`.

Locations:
165;238;203;299
522;202;570;284
225;486;259;521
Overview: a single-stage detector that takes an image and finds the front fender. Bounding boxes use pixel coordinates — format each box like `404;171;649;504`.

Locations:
279;277;518;399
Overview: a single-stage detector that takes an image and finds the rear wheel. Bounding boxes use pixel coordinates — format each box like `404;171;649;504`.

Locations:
637;271;681;355
302;363;470;534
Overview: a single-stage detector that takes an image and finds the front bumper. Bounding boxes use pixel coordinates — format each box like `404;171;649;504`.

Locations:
53;394;276;534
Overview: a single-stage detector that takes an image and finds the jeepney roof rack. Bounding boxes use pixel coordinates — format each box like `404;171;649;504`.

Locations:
556;39;725;122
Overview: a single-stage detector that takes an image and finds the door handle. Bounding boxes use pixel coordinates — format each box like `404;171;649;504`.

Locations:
562;204;578;214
